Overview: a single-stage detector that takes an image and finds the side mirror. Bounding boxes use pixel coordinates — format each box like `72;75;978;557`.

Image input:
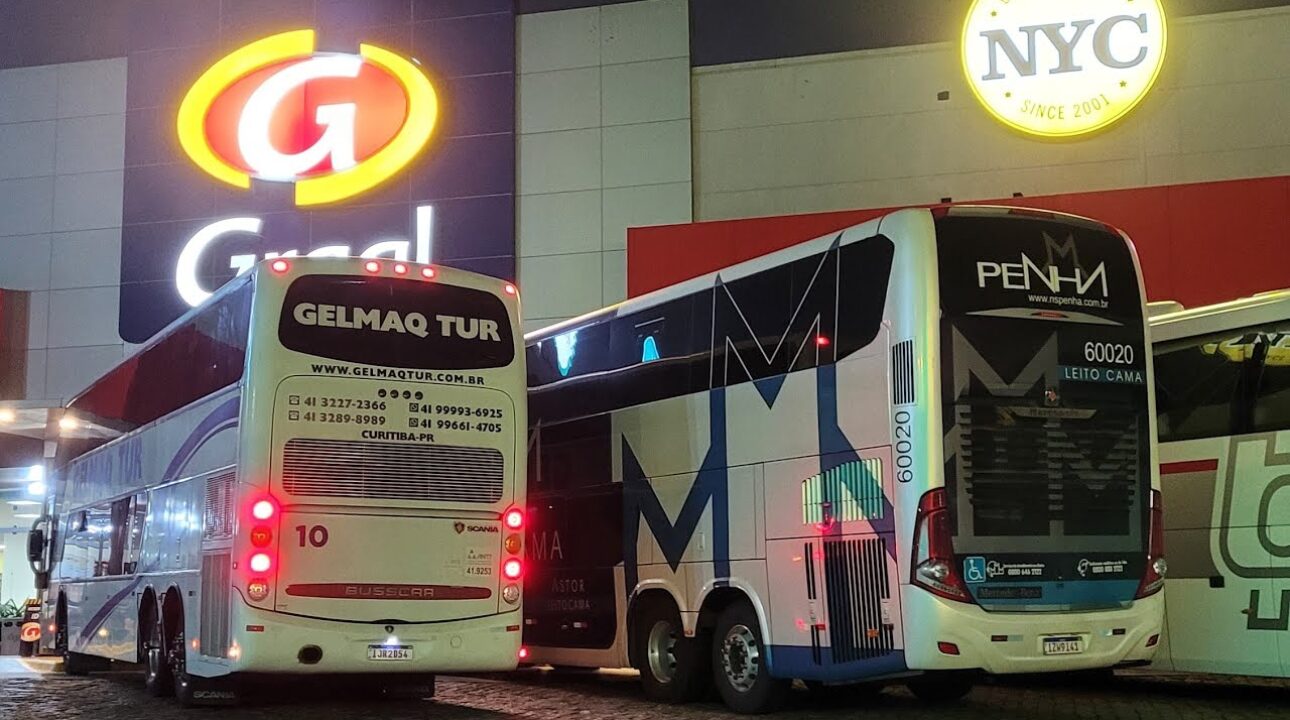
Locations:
26;529;45;564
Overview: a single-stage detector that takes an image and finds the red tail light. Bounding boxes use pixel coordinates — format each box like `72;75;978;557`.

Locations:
393;263;408;275
251;498;276;521
1136;490;1167;599
249;526;273;548
504;283;517;296
503;507;524;530
421;267;437;279
249;553;272;573
364;260;381;274
910;489;974;604
518;646;529;660
270;259;290;274
503;558;523;580
247;579;270;602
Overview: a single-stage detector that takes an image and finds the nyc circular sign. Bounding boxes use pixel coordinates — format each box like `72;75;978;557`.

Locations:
962;0;1167;139
177;30;438;206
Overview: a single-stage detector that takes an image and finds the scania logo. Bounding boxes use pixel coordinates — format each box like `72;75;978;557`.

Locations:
177;29;438;206
962;0;1167;138
454;522;466;535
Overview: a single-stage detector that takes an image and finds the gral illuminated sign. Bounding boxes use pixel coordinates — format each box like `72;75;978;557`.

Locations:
177;29;438;206
962;0;1167;138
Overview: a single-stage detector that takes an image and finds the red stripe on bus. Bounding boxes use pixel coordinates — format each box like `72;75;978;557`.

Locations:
284;584;492;601
1160;459;1219;475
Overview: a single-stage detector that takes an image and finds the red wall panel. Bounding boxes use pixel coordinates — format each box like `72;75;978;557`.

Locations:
627;176;1290;309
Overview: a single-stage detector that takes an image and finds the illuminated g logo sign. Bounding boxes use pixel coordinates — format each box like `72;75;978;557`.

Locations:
177;30;438;206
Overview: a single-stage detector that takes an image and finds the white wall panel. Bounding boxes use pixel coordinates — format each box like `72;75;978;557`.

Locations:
0;65;59;124
52;170;123;232
517;0;692;328
518;66;601;134
24;349;47;401
47;286;121;348
56;59;127;118
518;7;600;74
55;114;127;175
518;251;604;320
0;177;55;237
44;344;122;401
603;119;691;188
0;234;52;291
693;8;1290;221
601;58;690;126
518;128;603;195
26;290;49;350
600;0;688;65
518;190;603;257
0;121;56;180
50;228;122;290
602;181;691;250
602;249;627;305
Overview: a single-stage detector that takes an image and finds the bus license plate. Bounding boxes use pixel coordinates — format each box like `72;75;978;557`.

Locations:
1042;636;1084;656
367;645;413;661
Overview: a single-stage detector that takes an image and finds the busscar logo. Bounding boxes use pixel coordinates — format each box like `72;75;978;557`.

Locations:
962;0;1168;138
293;303;503;342
177;29;438;206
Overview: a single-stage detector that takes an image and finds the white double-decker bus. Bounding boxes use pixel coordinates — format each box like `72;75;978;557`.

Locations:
1150;289;1290;677
30;257;526;705
522;206;1165;713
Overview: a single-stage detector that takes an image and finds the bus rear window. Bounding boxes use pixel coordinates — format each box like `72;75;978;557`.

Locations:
279;275;515;370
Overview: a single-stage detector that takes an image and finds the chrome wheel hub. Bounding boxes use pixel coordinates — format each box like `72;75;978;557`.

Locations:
646;620;678;684
721;624;760;693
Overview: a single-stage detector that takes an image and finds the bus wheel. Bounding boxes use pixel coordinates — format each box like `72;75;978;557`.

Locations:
711;601;787;714
906;672;974;703
56;600;89;677
634;598;707;704
142;602;173;697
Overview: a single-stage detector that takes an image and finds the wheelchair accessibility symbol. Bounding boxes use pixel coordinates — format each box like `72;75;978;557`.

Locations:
964;556;987;584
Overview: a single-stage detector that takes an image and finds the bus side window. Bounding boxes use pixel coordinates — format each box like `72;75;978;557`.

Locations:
1252;328;1290;433
105;497;131;576
1154;332;1256;442
125;493;148;575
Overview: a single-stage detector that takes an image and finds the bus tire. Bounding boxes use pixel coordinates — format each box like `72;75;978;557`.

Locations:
906;672;974;703
142;600;173;697
63;651;94;676
711;601;787;714
634;597;707;704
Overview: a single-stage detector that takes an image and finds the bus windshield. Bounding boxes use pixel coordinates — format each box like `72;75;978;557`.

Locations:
936;212;1152;611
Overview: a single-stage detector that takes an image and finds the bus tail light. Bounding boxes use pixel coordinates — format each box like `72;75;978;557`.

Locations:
1136;490;1167;599
502;558;523;580
503;507;524;530
393;263;408;275
364;260;381;274
247;579;270;602
249;553;273;573
910;489;974;604
251;498;276;521
421;267;437;279
270;259;290;274
504;283;517;296
502;583;521;605
250;526;273;547
505;534;522;554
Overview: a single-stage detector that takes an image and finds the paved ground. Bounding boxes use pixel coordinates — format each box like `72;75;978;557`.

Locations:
0;662;1286;719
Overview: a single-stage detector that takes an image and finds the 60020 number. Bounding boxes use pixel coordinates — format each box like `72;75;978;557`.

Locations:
1084;342;1135;364
894;410;914;483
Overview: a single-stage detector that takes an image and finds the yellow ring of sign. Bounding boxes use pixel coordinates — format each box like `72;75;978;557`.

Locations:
960;0;1169;139
175;30;438;206
295;43;438;206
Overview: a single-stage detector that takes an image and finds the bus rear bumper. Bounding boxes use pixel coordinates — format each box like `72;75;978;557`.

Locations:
902;587;1163;675
223;603;522;675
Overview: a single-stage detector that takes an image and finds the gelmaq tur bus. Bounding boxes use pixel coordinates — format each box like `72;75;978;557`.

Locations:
1151;289;1290;677
523;206;1165;713
28;257;526;705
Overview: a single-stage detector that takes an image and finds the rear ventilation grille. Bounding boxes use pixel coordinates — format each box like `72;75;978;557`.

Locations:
802;459;885;526
199;553;231;658
823;537;894;663
282;438;504;503
892;340;915;405
202;471;236;541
